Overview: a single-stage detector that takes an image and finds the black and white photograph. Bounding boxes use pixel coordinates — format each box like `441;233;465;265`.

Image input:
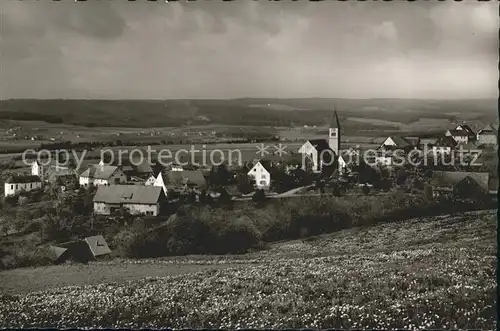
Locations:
0;0;498;329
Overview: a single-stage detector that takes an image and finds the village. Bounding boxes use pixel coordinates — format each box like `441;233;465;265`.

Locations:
4;111;498;214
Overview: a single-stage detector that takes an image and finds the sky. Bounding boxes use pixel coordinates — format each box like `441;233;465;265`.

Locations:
0;0;498;100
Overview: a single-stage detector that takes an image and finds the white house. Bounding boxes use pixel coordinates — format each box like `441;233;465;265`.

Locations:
247;161;272;189
93;185;164;216
476;125;497;146
4;175;42;197
79;165;127;186
338;148;360;174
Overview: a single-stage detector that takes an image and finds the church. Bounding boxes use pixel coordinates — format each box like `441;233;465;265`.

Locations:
298;110;341;173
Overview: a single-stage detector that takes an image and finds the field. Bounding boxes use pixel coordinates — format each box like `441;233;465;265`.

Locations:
0;210;496;329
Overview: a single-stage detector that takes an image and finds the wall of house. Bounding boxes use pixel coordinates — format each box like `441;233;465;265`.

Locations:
248;163;271;189
451;136;468;144
4;181;42;197
79;176;92;186
477;133;497;145
123;203;159;216
432;146;452;155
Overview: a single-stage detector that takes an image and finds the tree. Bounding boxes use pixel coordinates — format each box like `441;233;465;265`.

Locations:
237;173;254;194
252;189;267;206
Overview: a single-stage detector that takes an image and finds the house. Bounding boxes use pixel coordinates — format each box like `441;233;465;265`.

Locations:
49;235;111;264
4;175;42;197
445;129;469;144
93;185;164;216
298;109;340;173
429;171;490;199
153;169;207;196
247;160;272;189
454;124;476;141
476;125;497;146
379;136;413;151
338;148;360;174
54;174;78;193
431;136;458;155
99;154;154;179
79;164;127;186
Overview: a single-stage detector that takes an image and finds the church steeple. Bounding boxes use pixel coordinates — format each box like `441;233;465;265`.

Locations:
328;108;340;156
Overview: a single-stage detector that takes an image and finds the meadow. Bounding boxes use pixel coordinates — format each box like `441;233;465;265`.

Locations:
0;210;496;329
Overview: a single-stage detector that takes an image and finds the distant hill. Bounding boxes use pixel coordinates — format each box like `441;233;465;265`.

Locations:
0;98;496;128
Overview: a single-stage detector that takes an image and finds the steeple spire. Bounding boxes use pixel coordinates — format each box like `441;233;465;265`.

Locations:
330;107;340;129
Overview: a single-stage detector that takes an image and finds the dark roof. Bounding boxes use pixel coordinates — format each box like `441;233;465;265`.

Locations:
330;109;341;129
93;185;163;204
162;170;207;187
455;125;475;135
84;235;112;257
447;129;469;137
477;125;497;135
47;167;75;182
5;175;42;183
435;136;458;148
101;154;154;174
55;174;77;186
80;165;120;180
430;171;490;191
308;139;332;152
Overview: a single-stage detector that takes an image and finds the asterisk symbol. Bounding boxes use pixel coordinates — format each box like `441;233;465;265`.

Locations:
273;143;288;156
255;143;270;157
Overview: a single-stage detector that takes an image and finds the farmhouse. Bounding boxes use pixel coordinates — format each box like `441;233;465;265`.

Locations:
247;160;272;189
4;175;42;197
454;124;476;141
49;235;112;264
445;129;469;144
99;154;154;179
93;185;164;216
79;164;127;186
338;148;360;174
429;171;490;199
476;125;497;146
153;169;207;196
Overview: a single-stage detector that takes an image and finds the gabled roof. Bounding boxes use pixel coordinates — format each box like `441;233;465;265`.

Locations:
84;235;112;257
455;124;475;135
330;109;341;129
162;170;206;187
382;136;411;148
55;174;77;186
477;125;497;135
403;136;420;146
93;185;163;204
430;171;490;192
80;165;120;180
5;175;42;184
49;245;69;263
307;139;332;152
447;129;469;137
101;154;153;174
47;167;75;182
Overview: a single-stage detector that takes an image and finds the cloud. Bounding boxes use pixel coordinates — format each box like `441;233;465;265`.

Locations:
0;1;497;99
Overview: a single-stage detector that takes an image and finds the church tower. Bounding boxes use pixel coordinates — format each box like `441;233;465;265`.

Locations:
328;109;341;156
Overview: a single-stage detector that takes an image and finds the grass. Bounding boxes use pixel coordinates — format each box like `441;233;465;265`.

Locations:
0;209;496;329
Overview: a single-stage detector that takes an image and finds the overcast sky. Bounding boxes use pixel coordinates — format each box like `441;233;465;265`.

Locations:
0;0;497;99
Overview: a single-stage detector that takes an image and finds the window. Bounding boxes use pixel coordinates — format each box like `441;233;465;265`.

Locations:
261;174;266;179
146;211;153;216
330;130;337;137
10;185;13;190
15;184;18;190
253;168;256;172
259;180;266;185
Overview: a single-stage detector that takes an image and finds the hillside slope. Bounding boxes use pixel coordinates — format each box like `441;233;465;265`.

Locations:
0;210;496;329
